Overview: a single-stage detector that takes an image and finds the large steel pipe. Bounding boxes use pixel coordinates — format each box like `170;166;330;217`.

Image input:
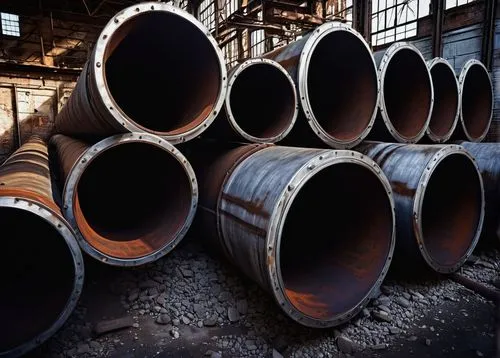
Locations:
371;43;433;143
264;22;379;148
55;2;227;144
190;144;395;327
0;137;84;358
455;142;500;244
357;142;484;273
454;60;493;142
426;57;459;143
205;58;298;143
50;133;198;266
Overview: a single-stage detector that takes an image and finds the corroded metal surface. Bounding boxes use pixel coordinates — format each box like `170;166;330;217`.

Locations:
52;133;198;266
357;142;484;273
456;142;500;244
264;22;379;149
55;2;227;144
191;144;395;328
0;136;84;358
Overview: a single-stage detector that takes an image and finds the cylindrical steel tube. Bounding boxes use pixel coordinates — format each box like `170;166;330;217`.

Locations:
55;2;227;144
454;60;493;142
0;136;84;358
357;142;484;273
190;144;395;327
455;142;500;244
205;58;298;143
50;133;198;266
370;43;434;143
264;22;379;148
426;57;459;143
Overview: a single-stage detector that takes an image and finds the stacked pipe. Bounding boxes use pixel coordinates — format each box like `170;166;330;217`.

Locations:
0;136;84;358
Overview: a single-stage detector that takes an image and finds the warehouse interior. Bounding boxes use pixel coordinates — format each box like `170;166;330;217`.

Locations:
0;0;499;357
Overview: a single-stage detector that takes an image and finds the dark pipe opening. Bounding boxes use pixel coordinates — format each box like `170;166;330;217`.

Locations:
429;63;458;138
422;154;482;267
104;12;221;135
0;208;74;352
307;31;378;141
229;63;295;140
75;142;192;259
280;163;393;319
384;48;432;138
461;65;493;139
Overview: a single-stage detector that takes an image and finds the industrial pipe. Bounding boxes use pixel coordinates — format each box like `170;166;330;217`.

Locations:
371;43;433;143
264;21;379;148
205;58;298;143
426;57;459;143
454;60;493;142
55;2;227;144
357;142;484;274
50;133;198;266
190;144;395;327
0;137;84;358
454;142;500;244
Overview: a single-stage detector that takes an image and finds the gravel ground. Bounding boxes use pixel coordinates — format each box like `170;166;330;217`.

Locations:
31;238;499;358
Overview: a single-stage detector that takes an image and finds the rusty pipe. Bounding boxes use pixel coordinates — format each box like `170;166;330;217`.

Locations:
263;22;379;148
0;136;84;358
50;133;198;266
357;142;484;273
370;43;433;143
426;57;459;143
204;58;298;143
55;2;227;144
188;144;395;327
454;60;493;142
454;142;500;245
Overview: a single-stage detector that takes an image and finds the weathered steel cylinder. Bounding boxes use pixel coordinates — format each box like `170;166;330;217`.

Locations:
205;58;298;143
454;60;493;142
426;57;459;143
191;144;395;327
55;2;227;144
455;142;500;244
357;142;484;273
264;22;379;148
50;133;198;266
370;43;433;143
0;136;84;358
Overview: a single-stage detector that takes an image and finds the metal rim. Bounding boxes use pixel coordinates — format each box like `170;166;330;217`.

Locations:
62;132;198;266
413;144;484;273
378;42;434;143
264;149;396;327
298;22;380;149
457;59;493;142
225;58;299;143
91;2;227;144
426;57;460;143
0;196;84;358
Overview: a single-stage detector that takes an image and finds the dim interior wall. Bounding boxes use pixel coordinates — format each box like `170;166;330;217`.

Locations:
488;19;500;142
0;75;75;163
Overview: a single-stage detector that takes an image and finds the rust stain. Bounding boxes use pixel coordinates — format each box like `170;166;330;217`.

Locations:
221;192;270;218
391;180;416;197
219;208;267;238
285;289;330;319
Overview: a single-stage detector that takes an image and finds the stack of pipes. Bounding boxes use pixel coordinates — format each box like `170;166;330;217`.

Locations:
2;2;498;356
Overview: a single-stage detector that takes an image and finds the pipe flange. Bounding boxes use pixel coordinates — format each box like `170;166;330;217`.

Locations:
378;42;434;143
457;59;493;142
92;2;227;144
0;196;84;358
225;58;298;143
62;132;198;266
264;149;396;328
298;22;380;149
413;144;484;273
426;57;460;143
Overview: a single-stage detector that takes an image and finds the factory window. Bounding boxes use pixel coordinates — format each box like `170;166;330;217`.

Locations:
445;0;475;9
371;0;430;46
250;29;266;57
198;0;216;32
1;12;20;37
222;34;239;67
326;0;354;26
